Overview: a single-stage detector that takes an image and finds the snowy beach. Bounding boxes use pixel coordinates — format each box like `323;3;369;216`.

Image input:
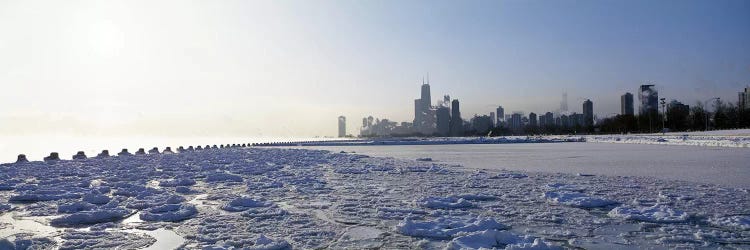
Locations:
1;147;749;249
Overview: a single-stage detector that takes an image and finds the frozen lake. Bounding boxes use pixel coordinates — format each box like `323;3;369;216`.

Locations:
297;142;750;188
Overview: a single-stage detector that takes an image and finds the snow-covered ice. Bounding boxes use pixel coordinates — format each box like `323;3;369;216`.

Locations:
0;147;748;249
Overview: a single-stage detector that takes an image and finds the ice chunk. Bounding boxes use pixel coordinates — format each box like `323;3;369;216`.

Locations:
376;207;428;219
139;204;198;222
159;178;197;187
607;205;690;223
83;192;111;205
10;190;81;202
51;208;132;226
241;207;287;219
446;230;560;250
60;230;155;250
248;234;292;250
395;216;508;239
206;172;243;182
418;197;474;209
57;201;96;213
708;215;750;230
221;197;272;212
544;183;585;192
542;191;617;208
491;172;528;179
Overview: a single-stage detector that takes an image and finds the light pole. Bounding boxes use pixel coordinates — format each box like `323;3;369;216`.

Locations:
704;97;720;131
660;98;666;134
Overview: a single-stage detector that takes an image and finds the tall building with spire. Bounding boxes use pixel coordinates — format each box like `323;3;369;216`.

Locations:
413;79;436;135
560;92;569;113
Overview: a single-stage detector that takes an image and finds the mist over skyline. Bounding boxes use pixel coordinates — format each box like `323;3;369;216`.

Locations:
1;0;749;137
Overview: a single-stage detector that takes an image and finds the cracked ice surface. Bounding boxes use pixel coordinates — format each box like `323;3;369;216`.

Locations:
0;148;749;249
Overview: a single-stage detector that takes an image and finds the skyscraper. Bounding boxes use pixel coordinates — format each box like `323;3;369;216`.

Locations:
338;116;346;137
528;112;537;127
621;92;634;115
436;106;451;136
496;106;504;124
639;85;658;115
449;99;463;136
583;99;593;127
739;87;750;110
413;82;436;134
560;92;568;112
489;112;496;127
510;113;523;133
421;83;431;109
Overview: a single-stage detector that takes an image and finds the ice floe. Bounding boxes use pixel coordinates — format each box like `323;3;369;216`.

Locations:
0;147;747;249
608;204;690;223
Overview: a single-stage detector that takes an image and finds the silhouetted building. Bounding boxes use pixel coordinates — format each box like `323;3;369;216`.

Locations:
471;115;493;134
740;87;750;110
639;85;658;115
541;112;554;128
449;99;463;136
489;112;496;127
436;106;451;136
583;99;593;127
414;83;436;134
621;92;634;115
528;112;537;127
338;116;346;137
496;106;504;124
510;113;523;133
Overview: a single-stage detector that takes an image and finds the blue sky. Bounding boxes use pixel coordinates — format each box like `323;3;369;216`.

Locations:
0;0;748;136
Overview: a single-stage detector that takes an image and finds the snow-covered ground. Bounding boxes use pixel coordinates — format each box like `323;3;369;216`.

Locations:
1;148;749;249
587;134;750;148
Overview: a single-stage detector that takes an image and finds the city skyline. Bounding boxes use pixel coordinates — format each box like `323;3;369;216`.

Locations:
1;1;748;137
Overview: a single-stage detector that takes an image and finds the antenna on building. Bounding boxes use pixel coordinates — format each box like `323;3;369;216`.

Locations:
427;72;430;84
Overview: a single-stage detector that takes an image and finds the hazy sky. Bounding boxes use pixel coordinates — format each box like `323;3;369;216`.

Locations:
1;0;749;137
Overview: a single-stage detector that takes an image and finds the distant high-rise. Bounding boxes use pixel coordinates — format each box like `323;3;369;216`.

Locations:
739;87;750;110
560;92;568;112
528;113;537;127
449;99;463;136
489;112;496;127
510;113;523;133
338;116;346;137
621;92;634;115
421;83;431;109
496;106;504;124
413;82;436;134
436;106;451;136
541;112;554;127
583;99;593;127
639;85;658;115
